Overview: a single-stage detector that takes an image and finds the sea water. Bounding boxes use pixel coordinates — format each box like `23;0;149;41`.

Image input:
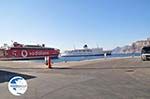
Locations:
32;53;141;63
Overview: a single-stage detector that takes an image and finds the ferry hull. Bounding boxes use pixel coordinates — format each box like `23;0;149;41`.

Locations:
61;45;112;58
0;43;60;61
61;53;111;57
0;55;59;61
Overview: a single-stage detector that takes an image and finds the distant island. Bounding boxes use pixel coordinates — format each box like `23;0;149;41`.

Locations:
112;38;150;54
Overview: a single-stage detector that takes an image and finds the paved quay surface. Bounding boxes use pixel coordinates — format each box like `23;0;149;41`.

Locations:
0;57;150;99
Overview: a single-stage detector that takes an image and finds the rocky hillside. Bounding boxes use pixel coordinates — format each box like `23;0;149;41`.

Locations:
112;38;150;54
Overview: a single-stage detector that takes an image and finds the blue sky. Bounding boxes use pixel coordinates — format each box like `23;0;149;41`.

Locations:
0;0;150;51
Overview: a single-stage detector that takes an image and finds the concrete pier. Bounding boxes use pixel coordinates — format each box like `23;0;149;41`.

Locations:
0;57;150;99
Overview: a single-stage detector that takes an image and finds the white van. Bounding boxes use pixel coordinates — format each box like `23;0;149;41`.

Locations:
141;46;150;61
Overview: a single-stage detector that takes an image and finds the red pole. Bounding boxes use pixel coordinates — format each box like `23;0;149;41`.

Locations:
48;56;52;69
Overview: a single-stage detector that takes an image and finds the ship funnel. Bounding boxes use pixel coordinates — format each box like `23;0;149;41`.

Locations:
83;44;88;49
42;44;45;47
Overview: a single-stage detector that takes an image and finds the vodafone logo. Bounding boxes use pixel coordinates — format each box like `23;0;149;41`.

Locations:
21;50;28;57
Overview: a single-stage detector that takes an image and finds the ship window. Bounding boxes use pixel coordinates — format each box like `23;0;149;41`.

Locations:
88;50;92;52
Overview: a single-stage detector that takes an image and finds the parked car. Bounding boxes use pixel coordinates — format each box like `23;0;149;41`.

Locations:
141;46;150;61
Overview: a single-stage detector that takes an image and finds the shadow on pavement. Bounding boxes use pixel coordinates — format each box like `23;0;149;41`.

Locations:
0;70;36;83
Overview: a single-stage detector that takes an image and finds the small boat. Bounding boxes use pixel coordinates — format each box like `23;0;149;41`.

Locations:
0;42;60;60
61;45;112;57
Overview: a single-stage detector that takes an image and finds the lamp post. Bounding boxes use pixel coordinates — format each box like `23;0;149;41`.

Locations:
132;43;136;58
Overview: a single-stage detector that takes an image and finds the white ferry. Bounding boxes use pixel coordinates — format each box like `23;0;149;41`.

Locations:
61;45;111;57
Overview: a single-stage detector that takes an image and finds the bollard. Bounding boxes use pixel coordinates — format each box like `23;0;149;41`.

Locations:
48;56;52;69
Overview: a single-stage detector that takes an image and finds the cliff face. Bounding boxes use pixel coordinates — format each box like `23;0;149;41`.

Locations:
112;38;150;54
